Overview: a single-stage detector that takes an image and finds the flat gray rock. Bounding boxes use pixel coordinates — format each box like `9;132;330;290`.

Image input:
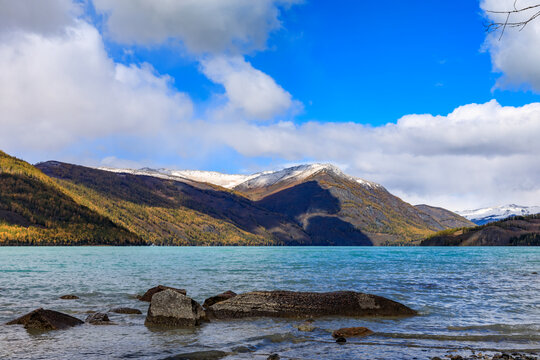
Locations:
206;290;417;319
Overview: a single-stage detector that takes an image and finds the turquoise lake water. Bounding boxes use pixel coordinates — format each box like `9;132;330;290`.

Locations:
0;247;539;359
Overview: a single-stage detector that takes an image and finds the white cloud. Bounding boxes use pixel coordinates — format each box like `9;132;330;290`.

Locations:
481;0;540;91
91;0;302;122
0;21;192;151
92;0;298;54
201;56;300;120
199;100;540;210
0;0;80;35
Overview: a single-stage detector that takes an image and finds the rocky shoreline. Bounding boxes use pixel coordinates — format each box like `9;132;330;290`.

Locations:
4;285;538;360
6;285;417;331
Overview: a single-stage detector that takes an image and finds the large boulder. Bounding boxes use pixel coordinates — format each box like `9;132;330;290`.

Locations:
202;290;237;309
144;289;205;327
6;308;84;330
206;291;417;319
138;285;186;302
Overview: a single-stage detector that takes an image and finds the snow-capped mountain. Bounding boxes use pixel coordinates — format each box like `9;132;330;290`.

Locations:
98;163;380;190
456;204;540;225
96;167;256;188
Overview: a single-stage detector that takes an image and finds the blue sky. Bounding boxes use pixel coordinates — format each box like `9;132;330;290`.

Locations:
1;0;540;209
102;0;538;125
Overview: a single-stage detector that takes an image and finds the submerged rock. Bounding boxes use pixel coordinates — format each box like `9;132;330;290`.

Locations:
202;290;237;309
332;326;373;338
6;308;84;330
59;294;79;300
267;355;280;360
335;337;347;344
162;350;229;360
231;345;255;353
206;291;417;319
85;312;112;325
110;307;142;315
295;321;316;332
138;285;187;302
145;289;205;327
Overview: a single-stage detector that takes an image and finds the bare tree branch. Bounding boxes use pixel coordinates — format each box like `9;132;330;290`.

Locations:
484;1;540;38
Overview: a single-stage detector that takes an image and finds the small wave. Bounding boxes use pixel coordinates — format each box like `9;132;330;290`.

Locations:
0;270;49;273
247;332;308;344
377;332;540;342
447;324;540;333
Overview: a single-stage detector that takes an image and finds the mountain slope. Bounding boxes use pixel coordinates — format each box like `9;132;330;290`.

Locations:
415;204;474;229
248;165;464;245
37;161;310;245
456;204;540;225
0;151;142;245
420;214;540;246
94;162;471;245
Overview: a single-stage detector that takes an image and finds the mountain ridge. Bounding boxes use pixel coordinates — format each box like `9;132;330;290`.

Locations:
421;214;540;246
0;150;476;246
456;204;540;225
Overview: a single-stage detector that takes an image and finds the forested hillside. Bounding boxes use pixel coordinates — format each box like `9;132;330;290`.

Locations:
420;214;540;246
36;161;309;246
0;151;143;245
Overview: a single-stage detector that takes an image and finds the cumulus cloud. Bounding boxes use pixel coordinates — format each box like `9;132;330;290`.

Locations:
201;56;300;120
198;100;540;209
0;0;80;35
481;0;540;91
92;0;302;122
92;0;298;54
0;21;192;151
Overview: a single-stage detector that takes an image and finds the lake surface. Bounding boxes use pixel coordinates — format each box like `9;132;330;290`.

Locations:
0;247;539;359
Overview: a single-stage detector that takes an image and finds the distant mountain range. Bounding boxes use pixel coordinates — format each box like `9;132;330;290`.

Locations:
456;204;540;225
0;150;476;246
421;214;540;246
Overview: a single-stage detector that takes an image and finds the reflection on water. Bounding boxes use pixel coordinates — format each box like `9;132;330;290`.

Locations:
0;246;539;359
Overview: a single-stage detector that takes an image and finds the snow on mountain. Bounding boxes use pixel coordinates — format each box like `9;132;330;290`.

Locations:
96;167;255;188
235;163;380;190
456;204;540;225
164;169;256;188
97;163;381;190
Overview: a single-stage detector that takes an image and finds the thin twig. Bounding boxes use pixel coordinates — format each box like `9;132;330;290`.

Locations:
484;0;540;38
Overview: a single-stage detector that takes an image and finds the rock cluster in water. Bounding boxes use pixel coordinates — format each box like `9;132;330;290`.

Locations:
5;286;416;335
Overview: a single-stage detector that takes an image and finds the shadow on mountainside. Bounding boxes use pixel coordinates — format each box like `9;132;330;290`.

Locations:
256;181;373;246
